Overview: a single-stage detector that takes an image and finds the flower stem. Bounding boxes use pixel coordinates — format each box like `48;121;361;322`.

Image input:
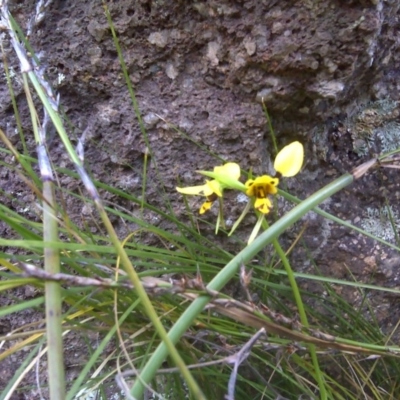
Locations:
264;217;327;400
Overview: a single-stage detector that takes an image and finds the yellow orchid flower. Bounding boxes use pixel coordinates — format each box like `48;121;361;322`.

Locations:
245;175;278;214
176;162;240;214
244;141;303;215
176;141;303;244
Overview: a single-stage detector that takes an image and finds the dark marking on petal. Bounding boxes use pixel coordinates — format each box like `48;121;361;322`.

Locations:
206;193;218;202
256;187;264;198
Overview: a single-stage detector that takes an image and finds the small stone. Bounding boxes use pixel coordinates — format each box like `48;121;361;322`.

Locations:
143;113;160;129
243;37;256;56
236;193;248;204
81;204;93;216
308;80;345;100
299;107;309;114
271;22;284;35
207;41;220;66
165;62;178;80
178;117;194;131
87;20;108;42
148;31;169;48
364;255;376;268
87;46;102;65
256;88;273;103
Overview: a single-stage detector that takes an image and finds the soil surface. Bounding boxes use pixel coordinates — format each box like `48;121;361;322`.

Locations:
2;0;400;398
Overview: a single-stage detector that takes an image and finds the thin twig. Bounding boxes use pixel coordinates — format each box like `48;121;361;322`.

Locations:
15;261;400;355
225;328;266;400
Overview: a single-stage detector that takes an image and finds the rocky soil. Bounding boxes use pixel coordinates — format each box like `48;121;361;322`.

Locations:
1;0;400;398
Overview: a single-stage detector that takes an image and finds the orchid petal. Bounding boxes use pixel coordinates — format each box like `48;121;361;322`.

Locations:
200;200;213;214
254;197;272;214
206;180;223;197
214;162;241;180
176;183;213;196
274;141;304;177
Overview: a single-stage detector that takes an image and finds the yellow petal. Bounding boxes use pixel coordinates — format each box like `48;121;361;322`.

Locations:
255;176;279;194
210;162;242;190
214;162;241;180
200;200;213;214
198;170;246;191
254;197;272;214
245;179;256;197
176;182;214;196
273;141;304;177
206;180;223;197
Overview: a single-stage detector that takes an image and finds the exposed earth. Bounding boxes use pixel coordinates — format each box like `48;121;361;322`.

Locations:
1;0;400;398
